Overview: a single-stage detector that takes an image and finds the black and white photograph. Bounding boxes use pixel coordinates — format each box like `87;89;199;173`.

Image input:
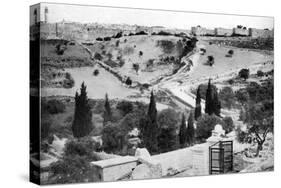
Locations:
29;2;274;185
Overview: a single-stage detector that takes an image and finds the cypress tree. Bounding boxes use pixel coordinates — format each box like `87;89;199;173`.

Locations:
142;91;159;153
103;93;112;124
179;113;187;147
148;91;157;124
186;112;195;145
195;86;202;120
213;90;221;117
72;82;93;138
204;79;221;117
205;79;213;115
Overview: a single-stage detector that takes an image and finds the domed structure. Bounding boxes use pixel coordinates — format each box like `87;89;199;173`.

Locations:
213;124;225;136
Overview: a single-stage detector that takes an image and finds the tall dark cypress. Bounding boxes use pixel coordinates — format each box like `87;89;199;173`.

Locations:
186;112;195;145
143;91;158;153
205;79;213;115
179;113;187;147
72;82;93;138
147;91;157;123
213;90;221;117
103;93;112;124
195;86;202;120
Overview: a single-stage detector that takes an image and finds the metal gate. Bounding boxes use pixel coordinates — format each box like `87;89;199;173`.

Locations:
209;141;233;174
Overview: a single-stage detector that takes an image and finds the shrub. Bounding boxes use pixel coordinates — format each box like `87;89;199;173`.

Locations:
207;55;215;66
45;99;65;114
116;101;134;116
102;122;124;152
157;40;175;54
101;50;106;55
157;108;179;152
196;114;223;141
228;79;234;85
219;86;235;109
228;50;234;55
235;89;249;104
64;138;99;158
157;31;172;36
257;70;264;77
226;50;234;57
132;63;140;74
125;77;132;86
235;127;248;143
119;112;141;132
94;52;103;61
113;32;122;39
135;31;148;35
55;44;66;55
96;37;103;41
238;69;250;80
49;155;97;184
222;116;234;134
93;69;99;76
63;73;75;88
139;51;143;56
103;37;111;41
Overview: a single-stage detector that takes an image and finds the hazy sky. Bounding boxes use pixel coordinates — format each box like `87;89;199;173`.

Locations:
30;3;274;30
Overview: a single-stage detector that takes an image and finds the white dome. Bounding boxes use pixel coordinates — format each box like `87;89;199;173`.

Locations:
214;124;224;132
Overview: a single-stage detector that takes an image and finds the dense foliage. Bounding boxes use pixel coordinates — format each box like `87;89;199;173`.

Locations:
49;138;98;184
157;109;179;152
239;78;273;156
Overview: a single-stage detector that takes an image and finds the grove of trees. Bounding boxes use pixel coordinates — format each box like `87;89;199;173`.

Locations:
239;78;273;156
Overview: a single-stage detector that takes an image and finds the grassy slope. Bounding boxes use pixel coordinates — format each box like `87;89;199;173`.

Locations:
88;35;183;83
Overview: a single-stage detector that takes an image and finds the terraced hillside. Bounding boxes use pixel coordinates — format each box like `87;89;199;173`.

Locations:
41;34;195;104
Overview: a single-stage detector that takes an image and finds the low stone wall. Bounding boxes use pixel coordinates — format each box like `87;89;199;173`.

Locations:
191;144;209;175
151;147;193;176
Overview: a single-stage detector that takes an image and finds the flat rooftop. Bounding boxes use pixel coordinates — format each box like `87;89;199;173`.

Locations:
91;156;137;168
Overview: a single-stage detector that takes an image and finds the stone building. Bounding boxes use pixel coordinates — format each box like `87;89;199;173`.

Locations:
249;28;274;38
233;28;250;36
214;28;233;37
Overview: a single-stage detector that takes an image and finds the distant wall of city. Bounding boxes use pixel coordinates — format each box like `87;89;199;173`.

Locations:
191;26;273;38
30;22;190;41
